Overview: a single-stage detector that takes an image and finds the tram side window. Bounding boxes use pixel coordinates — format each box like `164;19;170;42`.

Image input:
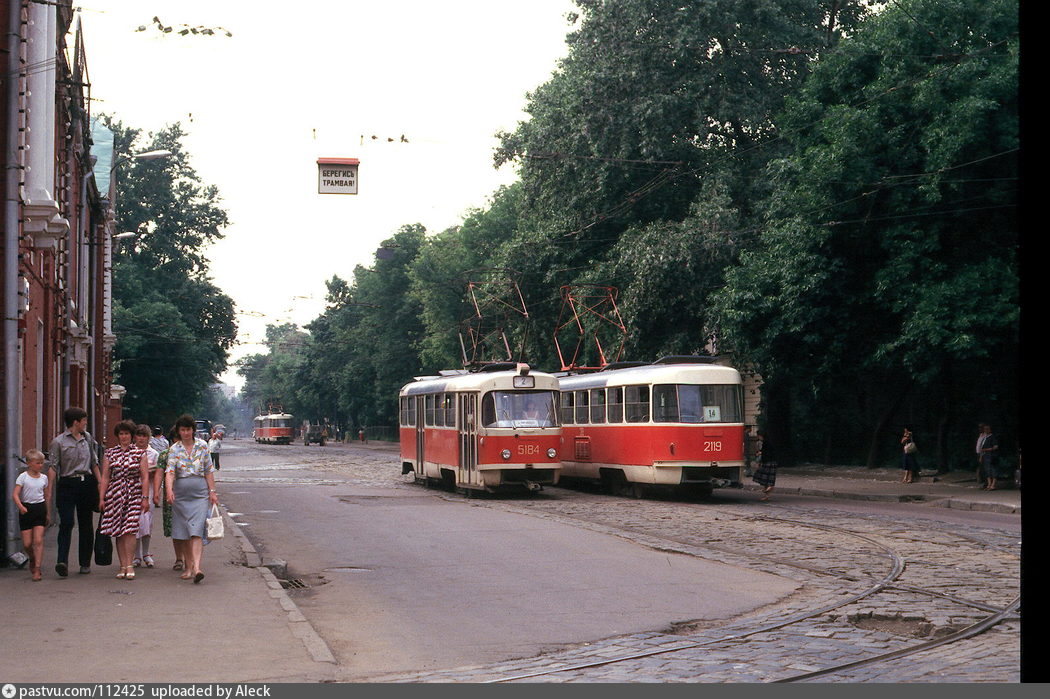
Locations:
699;385;743;423
625;385;650;422
560;391;575;425
590;388;606;423
653;385;706;423
653;385;678;422
574;390;590;424
435;393;446;427
443;394;456;427
608;387;624;423
400;397;416;427
425;394;435;427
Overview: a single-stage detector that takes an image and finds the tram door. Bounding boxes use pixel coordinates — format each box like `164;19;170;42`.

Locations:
458;393;478;486
415;396;425;478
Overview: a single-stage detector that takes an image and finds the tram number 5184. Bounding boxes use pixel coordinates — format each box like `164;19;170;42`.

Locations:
518;444;541;456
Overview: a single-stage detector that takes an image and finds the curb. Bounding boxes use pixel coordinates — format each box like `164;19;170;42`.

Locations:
925;498;1020;515
222;506;337;664
741;483;1020;514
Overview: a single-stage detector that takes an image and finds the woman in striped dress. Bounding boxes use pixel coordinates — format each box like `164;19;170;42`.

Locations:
98;420;150;579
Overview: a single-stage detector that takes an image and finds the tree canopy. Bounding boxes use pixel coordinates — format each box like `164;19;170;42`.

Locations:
105;118;237;426
239;0;1018;467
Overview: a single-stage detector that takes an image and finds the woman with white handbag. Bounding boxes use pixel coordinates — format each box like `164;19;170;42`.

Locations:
165;414;219;584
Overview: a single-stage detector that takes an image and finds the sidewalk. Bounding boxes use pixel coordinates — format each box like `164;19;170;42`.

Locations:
0;510;336;683
744;464;1021;515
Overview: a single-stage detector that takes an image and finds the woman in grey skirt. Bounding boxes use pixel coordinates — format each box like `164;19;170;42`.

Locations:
164;414;218;583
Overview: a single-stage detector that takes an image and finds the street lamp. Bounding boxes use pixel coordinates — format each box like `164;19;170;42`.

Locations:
110;148;173;173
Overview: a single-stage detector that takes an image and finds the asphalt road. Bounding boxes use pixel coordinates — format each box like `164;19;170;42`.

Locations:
216;440;798;677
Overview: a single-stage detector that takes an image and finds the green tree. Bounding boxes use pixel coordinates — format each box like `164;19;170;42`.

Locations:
712;0;1018;468
488;0;881;368
293;225;428;431
104;118;237;426
410;184;525;369
237;323;309;417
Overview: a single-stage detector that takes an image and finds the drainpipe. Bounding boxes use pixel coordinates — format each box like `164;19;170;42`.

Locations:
4;0;25;561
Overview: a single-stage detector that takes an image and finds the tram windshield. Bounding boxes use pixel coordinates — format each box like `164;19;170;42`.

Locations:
481;390;559;428
653;384;742;423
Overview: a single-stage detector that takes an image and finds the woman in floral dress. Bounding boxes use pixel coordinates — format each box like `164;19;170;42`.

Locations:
165;414;218;583
98;420;150;579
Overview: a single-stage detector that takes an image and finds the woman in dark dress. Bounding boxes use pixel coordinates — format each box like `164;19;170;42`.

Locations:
979;424;1000;490
900;428;920;484
751;431;777;501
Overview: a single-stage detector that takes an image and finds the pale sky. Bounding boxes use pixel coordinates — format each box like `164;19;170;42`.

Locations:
78;1;576;387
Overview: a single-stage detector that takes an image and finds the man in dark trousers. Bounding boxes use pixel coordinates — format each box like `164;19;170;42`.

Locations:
46;407;101;576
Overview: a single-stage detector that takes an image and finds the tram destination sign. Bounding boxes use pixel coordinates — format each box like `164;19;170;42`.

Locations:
317;157;359;195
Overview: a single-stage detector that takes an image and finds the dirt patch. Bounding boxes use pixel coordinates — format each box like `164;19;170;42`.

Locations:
851;616;967;640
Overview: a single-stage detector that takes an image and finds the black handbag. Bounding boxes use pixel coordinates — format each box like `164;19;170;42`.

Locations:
93;520;113;566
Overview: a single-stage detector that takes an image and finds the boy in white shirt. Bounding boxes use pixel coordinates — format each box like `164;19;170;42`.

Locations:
13;449;52;581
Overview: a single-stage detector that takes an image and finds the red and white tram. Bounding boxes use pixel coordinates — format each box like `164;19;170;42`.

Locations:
253;411;296;444
557;356;745;497
399;363;561;493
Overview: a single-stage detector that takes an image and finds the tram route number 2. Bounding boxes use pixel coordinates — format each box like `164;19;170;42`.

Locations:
518;444;541;455
704;441;723;453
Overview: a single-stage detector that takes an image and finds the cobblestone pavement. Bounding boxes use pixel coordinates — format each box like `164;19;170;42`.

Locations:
219;441;1021;683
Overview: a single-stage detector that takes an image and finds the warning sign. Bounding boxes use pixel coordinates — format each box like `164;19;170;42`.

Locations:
317;158;359;195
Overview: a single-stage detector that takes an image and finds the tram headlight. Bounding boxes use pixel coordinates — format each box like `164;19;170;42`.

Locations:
501;449;511;460
547;448;557;459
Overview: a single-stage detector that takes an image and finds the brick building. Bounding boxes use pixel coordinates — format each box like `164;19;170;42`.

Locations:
1;2;119;563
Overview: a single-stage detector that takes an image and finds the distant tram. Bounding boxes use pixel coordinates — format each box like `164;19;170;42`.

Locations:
557;356;745;497
399;363;561;493
253;411;295;444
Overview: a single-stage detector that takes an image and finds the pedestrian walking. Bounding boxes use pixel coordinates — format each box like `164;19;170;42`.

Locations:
208;429;223;470
744;426;760;477
46;407;101;577
974;423;987;486
13;449;52;581
132;424;161;568
751;431;777;501
165;414;218;584
900;427;920;484
978;424;1000;490
98;420;150;580
149;426;169;454
157;426;186;572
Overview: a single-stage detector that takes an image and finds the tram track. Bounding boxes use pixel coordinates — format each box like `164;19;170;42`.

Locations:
446;494;1021;683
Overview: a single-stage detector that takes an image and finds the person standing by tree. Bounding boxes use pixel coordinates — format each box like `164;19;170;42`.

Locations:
46;407;101;577
979;424;1000;490
900;428;920;484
